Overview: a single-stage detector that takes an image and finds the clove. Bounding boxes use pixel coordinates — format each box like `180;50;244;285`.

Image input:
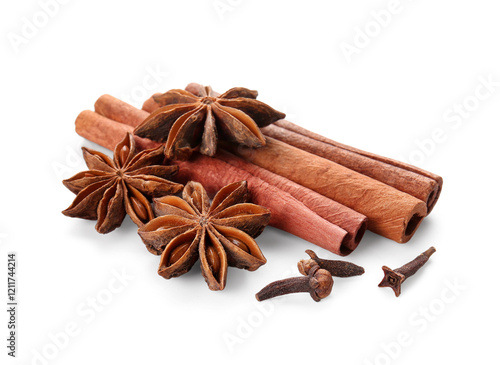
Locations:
255;263;333;302
298;249;365;277
378;246;436;297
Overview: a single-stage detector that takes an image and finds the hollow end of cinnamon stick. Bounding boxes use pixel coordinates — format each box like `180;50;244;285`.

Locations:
335;217;368;255
349;219;368;250
399;204;427;243
425;183;442;213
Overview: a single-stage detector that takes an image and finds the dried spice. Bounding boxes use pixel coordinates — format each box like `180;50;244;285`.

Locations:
62;133;183;233
137;181;271;290
134;85;285;160
269;120;443;213
297;250;365;277
228;136;427;243
256;262;333;302
378;246;436;297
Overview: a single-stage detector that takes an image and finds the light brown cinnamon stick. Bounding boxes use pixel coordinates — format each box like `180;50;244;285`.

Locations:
269;120;443;213
74;111;355;255
98;94;427;243
99;95;368;249
215;149;367;252
75;110;159;151
94;94;148;128
225;138;427;243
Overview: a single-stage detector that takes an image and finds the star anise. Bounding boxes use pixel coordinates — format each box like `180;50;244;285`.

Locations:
134;84;286;160
62;133;183;234
137;181;271;290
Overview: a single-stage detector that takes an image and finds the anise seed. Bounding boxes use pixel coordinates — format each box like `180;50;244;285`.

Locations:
130;196;149;222
228;236;249;253
206;245;220;276
119;145;130;166
168;242;190;266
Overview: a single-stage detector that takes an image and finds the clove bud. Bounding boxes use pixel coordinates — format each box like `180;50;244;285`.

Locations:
255;263;333;302
298;249;365;277
378;246;436;297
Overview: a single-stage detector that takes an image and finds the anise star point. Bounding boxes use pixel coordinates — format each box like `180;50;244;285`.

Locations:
378;266;405;297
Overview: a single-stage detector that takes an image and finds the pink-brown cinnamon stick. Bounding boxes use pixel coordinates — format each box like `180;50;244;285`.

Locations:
269;120;443;213
74;111;355;255
175;155;355;255
215;150;367;252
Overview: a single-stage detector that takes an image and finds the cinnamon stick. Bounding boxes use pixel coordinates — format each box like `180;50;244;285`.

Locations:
215;150;367;251
225;137;427;243
75;110;158;151
269;120;443;213
100;95;368;248
175;155;355;255
74;111;355;255
142;94;442;213
99;94;427;242
94;94;148;128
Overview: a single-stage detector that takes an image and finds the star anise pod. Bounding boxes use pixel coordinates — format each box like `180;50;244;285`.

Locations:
134;84;286;160
137;181;271;290
62;133;183;234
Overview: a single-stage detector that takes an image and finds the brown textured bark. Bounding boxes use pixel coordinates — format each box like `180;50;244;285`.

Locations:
225;138;427;243
95;94;150;127
100;94;428;242
175;155;354;255
270;120;443;213
75;110;160;151
74;111;354;255
142;95;161;114
215;150;367;251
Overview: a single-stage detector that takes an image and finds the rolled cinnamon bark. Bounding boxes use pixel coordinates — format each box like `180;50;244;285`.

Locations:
94;95;148;128
270;120;443;213
215;150;367;252
225;138;427;243
75;110;159;151
101;95;368;248
74;111;355;255
142;94;160;114
175;155;355;255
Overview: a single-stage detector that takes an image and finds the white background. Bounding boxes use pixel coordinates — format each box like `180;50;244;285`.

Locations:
1;1;499;364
